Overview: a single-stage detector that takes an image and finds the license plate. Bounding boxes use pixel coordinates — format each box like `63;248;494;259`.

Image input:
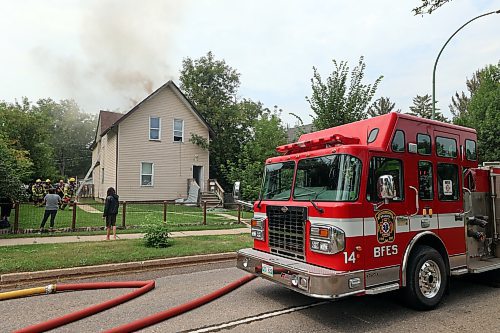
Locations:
262;263;274;277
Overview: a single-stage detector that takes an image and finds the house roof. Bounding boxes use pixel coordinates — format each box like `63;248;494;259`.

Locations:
100;80;214;138
99;110;123;136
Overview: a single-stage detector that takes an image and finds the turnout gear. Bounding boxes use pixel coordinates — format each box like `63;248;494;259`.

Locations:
32;182;44;206
60;179;77;210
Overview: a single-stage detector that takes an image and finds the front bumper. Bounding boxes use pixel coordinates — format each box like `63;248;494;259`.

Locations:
237;248;365;299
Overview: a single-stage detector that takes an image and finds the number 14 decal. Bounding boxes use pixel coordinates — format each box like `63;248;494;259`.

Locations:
343;251;356;264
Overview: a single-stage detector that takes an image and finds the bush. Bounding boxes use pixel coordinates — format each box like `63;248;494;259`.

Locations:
143;223;170;248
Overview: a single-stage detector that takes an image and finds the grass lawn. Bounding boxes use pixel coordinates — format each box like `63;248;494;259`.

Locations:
0;234;253;274
14;201;250;231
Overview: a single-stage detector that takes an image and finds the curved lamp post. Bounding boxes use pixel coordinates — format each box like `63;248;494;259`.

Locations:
432;9;500;120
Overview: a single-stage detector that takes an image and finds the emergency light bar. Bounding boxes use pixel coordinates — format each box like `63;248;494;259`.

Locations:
276;134;360;154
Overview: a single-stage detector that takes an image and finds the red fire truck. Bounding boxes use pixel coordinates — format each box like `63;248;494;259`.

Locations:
237;112;500;309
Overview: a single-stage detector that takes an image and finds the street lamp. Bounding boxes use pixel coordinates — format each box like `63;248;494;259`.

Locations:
432;9;500;120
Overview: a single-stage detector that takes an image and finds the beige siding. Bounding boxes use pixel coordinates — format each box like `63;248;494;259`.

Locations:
117;86;209;201
102;130;117;198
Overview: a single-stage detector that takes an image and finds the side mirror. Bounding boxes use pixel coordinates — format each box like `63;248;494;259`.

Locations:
377;175;396;202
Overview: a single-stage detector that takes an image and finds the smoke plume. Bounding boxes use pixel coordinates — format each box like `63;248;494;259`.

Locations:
32;0;183;111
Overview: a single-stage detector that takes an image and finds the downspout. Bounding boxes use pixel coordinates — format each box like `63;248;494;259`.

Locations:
115;125;119;194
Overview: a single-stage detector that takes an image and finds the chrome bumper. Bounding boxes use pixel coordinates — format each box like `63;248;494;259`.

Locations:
237;248;365;299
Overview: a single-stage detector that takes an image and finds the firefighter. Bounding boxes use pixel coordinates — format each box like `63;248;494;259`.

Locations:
60;177;77;210
31;179;45;207
55;179;65;209
43;179;53;194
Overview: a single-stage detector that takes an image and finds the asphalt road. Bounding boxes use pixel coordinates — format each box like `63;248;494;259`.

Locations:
2;262;500;332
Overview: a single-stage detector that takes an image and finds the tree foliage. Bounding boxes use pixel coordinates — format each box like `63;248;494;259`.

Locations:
0;98;97;184
180;52;264;190
454;63;500;162
413;0;452;15
0;134;32;199
222;107;287;201
306;56;383;130
407;94;448;122
449;69;482;122
367;97;400;117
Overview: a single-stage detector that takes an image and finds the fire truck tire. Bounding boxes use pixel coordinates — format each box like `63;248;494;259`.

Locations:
403;245;447;310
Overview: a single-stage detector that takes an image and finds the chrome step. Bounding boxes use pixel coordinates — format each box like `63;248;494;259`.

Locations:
365;283;400;295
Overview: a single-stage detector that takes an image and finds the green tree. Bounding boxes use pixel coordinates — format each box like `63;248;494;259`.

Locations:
413;0;452;15
306;56;383;130
0;98;56;180
0;134;33;199
408;94;448;122
368;97;401;117
449;69;482;121
454;63;500;162
222;107;287;201
179;52;261;190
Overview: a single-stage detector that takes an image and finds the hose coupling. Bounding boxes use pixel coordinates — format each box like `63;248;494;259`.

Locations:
45;284;56;294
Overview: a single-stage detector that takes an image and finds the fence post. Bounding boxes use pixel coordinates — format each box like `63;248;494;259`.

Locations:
238;204;241;224
163;201;167;223
14;201;20;234
71;202;77;230
203;201;207;225
122;201;127;228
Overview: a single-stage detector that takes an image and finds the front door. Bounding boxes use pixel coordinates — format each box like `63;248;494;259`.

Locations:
193;165;203;191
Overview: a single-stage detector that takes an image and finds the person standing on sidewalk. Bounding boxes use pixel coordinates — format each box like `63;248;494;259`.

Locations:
39;188;62;233
103;187;119;240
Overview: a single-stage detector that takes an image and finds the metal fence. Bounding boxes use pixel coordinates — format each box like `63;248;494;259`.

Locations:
1;200;250;234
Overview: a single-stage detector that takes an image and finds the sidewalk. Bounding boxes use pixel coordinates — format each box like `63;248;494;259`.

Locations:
0;227;250;247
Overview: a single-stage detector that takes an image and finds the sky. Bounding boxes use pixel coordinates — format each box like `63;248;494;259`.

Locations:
0;0;498;126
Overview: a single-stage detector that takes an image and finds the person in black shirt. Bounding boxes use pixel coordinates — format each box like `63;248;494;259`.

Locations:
103;187;119;240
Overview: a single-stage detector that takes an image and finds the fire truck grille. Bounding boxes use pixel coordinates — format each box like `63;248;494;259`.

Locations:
267;206;307;259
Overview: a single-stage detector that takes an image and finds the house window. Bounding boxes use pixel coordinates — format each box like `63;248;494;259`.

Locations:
173;119;184;142
141;162;154;186
101;168;104;184
149;117;161;140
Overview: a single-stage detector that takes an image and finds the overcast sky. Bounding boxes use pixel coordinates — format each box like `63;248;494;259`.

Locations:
0;0;498;126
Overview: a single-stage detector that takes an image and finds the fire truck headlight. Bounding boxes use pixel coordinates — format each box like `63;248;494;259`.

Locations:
309;224;345;254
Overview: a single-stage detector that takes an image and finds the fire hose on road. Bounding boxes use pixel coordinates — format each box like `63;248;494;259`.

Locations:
1;274;256;333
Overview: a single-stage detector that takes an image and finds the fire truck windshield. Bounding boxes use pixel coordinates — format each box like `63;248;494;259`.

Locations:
293;154;362;202
261;161;295;200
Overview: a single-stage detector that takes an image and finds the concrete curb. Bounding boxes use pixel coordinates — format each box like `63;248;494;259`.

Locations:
1;252;237;285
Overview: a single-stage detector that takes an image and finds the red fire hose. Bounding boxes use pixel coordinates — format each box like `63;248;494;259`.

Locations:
14;280;155;333
105;274;256;333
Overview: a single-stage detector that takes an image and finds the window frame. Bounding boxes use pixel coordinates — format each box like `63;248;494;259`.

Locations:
391;130;406;153
436;136;458;159
418;160;434;201
417;133;432;156
366;156;405;202
173;119;184;142
465;139;477;161
149;116;161;141
367;128;379;144
437;162;459;201
140;161;154;187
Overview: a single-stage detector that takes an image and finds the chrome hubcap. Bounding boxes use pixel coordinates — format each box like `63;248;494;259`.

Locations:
418;260;441;298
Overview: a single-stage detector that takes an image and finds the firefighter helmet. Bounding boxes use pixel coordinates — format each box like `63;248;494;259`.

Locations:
36;179;41;183
59;179;64;183
46;179;51;183
69;177;76;182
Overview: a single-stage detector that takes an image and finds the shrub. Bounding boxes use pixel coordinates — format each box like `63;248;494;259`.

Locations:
143;223;170;248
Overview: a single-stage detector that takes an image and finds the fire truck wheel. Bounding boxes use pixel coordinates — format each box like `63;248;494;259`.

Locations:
403;245;447;310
